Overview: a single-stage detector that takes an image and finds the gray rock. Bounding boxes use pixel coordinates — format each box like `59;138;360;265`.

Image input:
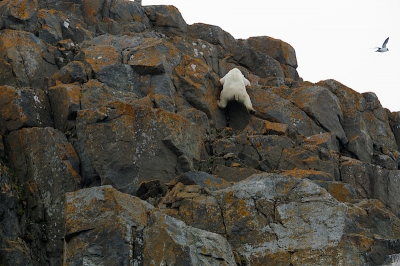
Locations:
0;30;59;88
234;39;285;78
6;127;81;265
213;173;348;264
188;23;236;53
340;157;400;216
0;0;38;32
75;99;205;193
0;86;53;133
248;87;324;136
144;5;188;35
289;86;348;145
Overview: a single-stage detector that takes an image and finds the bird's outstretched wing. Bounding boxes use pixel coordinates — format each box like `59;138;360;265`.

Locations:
382;37;389;48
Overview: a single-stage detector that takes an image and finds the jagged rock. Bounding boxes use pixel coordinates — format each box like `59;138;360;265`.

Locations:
302;132;340;153
188;23;236;53
64;185;236;266
248;87;323;136
122;37;181;76
47;83;81;133
244;116;289;136
174;54;225;127
246;36;300;80
82;0;149;35
144;211;236;265
318;79;397;163
0;0;38;32
51;60;90;84
0;30;59;88
144;5;188;35
289;85;348;145
170;170;230;191
79;43;140;92
1;1;400;265
75;99;205;193
0;86;53;133
215;173;349;264
234;39;285;79
389;111;400;150
5;127;81;265
213;164;262;182
340;157;400;216
0;163;34;266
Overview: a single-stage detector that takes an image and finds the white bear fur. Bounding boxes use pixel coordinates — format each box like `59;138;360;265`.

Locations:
218;68;256;113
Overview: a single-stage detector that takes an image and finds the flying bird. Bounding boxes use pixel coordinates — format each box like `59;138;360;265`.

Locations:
375;37;389;52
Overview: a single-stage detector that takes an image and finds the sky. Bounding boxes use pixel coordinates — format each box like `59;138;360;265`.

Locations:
142;0;400;112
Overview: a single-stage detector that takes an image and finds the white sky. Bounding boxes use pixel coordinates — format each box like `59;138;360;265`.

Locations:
142;0;400;112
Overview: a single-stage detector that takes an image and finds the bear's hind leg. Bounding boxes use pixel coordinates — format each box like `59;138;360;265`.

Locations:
243;94;256;113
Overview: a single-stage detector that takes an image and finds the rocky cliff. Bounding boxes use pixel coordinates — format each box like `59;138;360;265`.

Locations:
1;0;400;265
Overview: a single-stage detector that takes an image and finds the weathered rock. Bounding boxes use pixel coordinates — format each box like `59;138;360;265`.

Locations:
302;132;340;153
318;79;397;163
174;54;225;127
340;157;400;216
212;164;262;182
82;0;149;35
170;170;230;191
47;83;81;133
289;85;348;145
0;163;34;266
246;36;298;68
144;5;188;35
75;99;205;193
248;87;323;136
6;127;81;266
213;173;348;264
122;37;181;76
64;185;236;266
246;36;300;80
188;23;236;53
79;43;140;92
234;39;285;79
389;111;400;151
51;60;90;84
0;86;53;133
0;30;59;88
144;211;236;265
0;0;38;32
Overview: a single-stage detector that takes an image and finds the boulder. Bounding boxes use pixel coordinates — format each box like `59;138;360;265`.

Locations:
0;164;34;266
188;23;236;53
0;30;59;88
0;86;53;133
5;127;81;266
64;185;236;266
318;80;397;163
289;85;348;145
246;36;300;80
75;99;205;193
248;87;323;136
234;39;285;79
144;5;188;35
216;174;348;265
0;0;38;32
340;157;400;216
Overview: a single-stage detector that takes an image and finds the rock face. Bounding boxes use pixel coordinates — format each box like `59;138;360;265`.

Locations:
1;0;400;265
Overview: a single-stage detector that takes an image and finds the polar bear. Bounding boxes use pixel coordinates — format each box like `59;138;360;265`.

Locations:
217;68;256;113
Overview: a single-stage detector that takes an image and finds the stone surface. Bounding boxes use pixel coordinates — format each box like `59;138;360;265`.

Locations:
0;86;53;133
75;99;205;193
0;1;400;265
5;127;81;265
0;30;58;88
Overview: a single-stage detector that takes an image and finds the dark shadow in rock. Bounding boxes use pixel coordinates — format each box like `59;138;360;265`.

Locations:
224;101;251;131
